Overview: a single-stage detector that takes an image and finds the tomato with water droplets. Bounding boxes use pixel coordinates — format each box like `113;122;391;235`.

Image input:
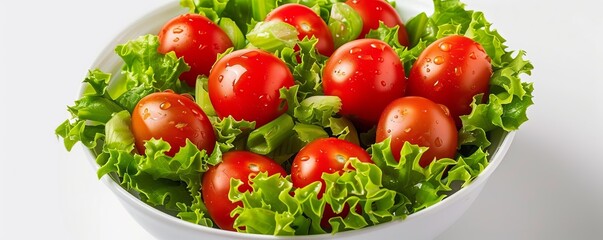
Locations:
202;151;286;231
158;14;233;87
322;38;406;130
376;96;457;167
131;91;216;156
290;138;372;229
345;0;409;46
208;49;295;127
265;3;334;56
407;35;492;127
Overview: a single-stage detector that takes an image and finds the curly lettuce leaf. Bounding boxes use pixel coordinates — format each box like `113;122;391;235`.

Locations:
279;38;327;98
116;34;190;95
230;159;402;235
212;115;256;152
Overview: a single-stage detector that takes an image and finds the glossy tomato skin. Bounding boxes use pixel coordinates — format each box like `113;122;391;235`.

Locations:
376;96;458;167
158;14;233;87
208;49;295;127
202;151;286;231
407;35;492;127
345;0;409;47
322;38;406;130
265;3;334;56
290;138;372;229
131;91;216;156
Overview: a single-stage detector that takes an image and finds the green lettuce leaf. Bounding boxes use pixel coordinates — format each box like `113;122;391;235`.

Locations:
212;115;256;152
230;159;402;235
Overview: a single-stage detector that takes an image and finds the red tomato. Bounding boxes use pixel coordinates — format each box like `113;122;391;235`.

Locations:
376;96;458;167
322;38;406;130
345;0;409;46
208;49;295;127
265;3;334;56
290;138;372;229
131;91;216;156
407;35;492;127
158;14;233;87
202;151;287;231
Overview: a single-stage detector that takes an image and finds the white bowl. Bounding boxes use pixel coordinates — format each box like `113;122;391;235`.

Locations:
83;1;516;239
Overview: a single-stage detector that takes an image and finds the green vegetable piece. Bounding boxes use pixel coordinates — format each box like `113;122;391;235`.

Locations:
195;76;217;116
328;2;363;48
68;96;124;124
247;21;299;53
104;110;135;151
246;114;295;155
219;17;246;50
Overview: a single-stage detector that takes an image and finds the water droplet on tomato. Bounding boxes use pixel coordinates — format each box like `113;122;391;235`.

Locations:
386;129;392;134
163;89;175;93
378;57;384;63
375;6;382;11
335;154;346;164
173;37;180;42
434;137;443;147
337;59;342;64
175;122;188;129
426;58;432;63
218;75;224;82
375;70;382;75
394;115;399;119
349;47;362;54
469;52;477;60
426;68;431;73
173;27;183;34
434;56;444;65
142;108;151;120
380;80;386;86
300;156;310;161
404;128;412;133
439;42;452;52
433;81;443;91
439;104;450;116
248;163;260;172
160;102;171;110
358;54;374;61
454;67;463;76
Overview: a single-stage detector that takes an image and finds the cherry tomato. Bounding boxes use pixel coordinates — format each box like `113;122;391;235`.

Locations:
290;138;372;229
265;3;334;56
158;14;233;87
202;151;286;231
345;0;409;46
131;91;216;156
322;38;406;130
376;96;458;167
407;35;492;127
208;49;295;127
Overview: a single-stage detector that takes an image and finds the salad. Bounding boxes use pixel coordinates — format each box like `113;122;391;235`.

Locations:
56;0;533;236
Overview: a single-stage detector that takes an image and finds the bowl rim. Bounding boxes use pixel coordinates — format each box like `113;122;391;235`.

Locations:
80;0;517;238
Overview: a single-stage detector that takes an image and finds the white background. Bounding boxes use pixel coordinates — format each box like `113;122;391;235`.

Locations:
1;0;602;239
